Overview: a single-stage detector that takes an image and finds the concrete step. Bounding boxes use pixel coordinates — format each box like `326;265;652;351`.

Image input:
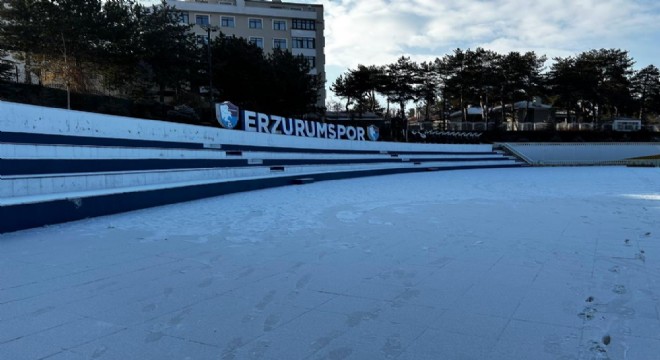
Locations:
1;159;520;204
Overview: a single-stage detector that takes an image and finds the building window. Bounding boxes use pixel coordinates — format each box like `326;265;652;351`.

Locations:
196;35;208;45
249;37;264;49
273;19;286;31
273;38;287;49
248;18;263;29
292;37;315;49
221;16;235;28
292;18;315;30
195;15;210;26
179;12;189;24
305;56;316;69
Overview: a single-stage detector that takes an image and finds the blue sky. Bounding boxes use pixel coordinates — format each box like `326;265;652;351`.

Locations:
293;0;660;105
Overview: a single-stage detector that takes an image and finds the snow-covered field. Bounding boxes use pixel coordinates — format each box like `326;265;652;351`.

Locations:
1;166;659;360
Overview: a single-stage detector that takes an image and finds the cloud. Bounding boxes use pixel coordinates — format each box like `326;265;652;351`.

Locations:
298;0;660;69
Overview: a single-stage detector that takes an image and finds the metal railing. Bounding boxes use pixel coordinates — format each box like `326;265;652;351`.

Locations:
442;121;659;132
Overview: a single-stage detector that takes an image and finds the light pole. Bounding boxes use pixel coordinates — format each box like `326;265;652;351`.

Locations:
201;25;218;107
61;33;71;110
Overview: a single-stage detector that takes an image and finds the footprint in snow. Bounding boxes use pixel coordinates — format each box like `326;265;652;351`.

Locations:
602;335;611;346
578;306;597;320
588;340;608;356
612;284;626;294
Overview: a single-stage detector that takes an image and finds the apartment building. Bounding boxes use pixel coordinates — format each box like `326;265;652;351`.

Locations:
167;0;325;106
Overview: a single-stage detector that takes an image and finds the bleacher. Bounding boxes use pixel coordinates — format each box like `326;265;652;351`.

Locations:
1;102;523;233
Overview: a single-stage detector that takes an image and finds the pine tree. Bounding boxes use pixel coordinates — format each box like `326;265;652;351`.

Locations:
134;1;197;103
385;56;419;118
330;65;384;116
0;48;12;81
631;65;660;123
0;0;48;84
266;49;320;116
209;33;268;112
416;61;440;121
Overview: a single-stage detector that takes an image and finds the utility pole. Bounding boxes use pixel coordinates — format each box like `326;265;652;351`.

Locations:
202;25;218;108
61;33;70;110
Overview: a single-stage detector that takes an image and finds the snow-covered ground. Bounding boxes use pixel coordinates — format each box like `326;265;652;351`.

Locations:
1;166;659;360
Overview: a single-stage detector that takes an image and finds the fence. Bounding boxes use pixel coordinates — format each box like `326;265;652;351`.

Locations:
442;121;659;132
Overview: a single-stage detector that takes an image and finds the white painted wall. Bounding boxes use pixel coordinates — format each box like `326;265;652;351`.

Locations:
0;101;491;153
1;159;517;205
1;102;513;204
504;143;660;165
2;144;505;161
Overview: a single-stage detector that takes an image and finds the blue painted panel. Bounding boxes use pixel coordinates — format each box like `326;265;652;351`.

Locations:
0;157;511;176
0;131;203;149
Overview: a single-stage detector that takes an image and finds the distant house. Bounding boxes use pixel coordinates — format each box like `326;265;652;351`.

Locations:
513;99;553;123
324;111;382;122
612;118;642;132
555;109;578;124
449;106;484;122
488;97;555;131
324;110;386;128
492;98;554;123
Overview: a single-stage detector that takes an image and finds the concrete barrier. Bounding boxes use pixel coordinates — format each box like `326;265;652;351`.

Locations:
501;143;660;166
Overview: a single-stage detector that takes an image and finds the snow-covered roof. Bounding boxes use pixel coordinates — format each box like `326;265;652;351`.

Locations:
449;107;483;117
513;100;552;109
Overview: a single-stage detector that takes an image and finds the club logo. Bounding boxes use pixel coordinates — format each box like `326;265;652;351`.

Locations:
367;125;380;141
215;101;239;129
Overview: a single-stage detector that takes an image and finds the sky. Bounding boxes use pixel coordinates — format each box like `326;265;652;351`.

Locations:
292;0;660;105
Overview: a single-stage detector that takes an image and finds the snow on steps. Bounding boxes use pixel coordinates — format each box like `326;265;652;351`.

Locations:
0;102;521;233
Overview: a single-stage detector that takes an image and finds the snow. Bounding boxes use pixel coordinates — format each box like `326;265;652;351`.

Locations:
1;166;659;359
504;143;660;165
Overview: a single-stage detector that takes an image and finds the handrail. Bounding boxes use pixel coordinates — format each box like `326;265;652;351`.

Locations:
497;143;535;165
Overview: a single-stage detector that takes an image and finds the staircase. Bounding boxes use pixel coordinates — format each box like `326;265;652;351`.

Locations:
1;102;524;233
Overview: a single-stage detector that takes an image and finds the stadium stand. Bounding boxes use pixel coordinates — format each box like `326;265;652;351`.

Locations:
1;102;523;233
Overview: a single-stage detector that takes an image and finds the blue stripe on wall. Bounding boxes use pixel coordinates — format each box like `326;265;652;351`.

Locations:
0;131;203;149
0;157;511;176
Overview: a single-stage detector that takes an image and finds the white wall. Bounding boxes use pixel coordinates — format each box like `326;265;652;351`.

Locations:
504;143;660;165
0;101;492;153
1;102;515;204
